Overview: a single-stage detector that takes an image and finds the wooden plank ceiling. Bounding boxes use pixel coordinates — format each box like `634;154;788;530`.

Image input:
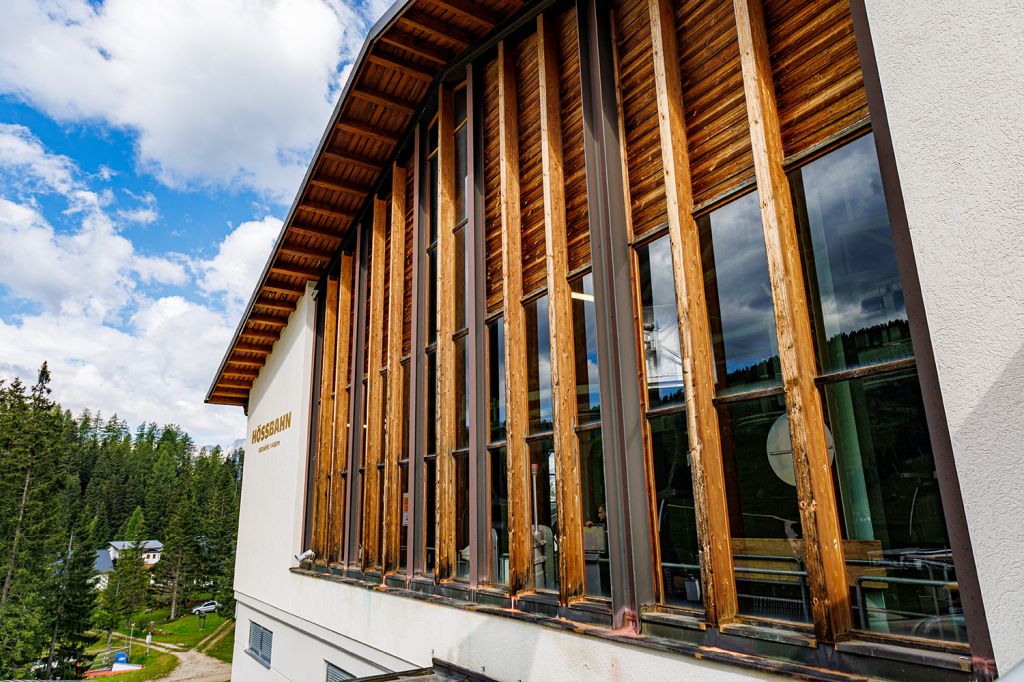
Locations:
207;0;526;408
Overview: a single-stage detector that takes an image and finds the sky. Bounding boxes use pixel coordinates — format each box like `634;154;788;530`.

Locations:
0;0;392;447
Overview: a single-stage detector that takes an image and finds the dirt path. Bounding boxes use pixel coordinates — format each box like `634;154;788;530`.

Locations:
195;619;233;652
161;649;232;682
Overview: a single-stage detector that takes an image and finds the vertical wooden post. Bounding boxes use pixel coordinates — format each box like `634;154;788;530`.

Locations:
435;85;457;581
312;274;339;562
498;41;531;596
328;253;355;565
537;13;584;603
733;0;851;643
362;196;389;570
383;165;409;572
647;0;736;626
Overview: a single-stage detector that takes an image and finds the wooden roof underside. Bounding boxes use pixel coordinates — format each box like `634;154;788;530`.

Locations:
206;0;528;408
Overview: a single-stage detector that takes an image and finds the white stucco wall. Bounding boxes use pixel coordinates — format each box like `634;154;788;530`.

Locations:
863;0;1024;673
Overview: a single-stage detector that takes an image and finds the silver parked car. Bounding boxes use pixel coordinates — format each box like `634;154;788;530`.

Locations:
191;600;220;615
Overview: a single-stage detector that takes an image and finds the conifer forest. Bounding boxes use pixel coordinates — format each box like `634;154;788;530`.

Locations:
0;363;241;679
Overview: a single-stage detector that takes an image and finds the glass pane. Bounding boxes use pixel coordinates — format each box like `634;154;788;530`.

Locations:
455;335;469;450
455;225;467;331
823;368;965;643
792;133;912;373
528;437;559;591
722;395;811;623
699;191;782;395
455;454;471;580
571;274;601;424
489;446;509;585
424;457;436;573
526;295;553;433
454;86;467;126
427;249;437;344
579;429;609;598
487;321;506;443
636;235;685;408
455;124;468;225
425;351;436;455
401;361;410;459
650;411;703;610
428;153;438;244
399;461;409;571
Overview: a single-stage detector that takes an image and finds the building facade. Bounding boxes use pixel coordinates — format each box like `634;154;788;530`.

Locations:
207;0;1024;679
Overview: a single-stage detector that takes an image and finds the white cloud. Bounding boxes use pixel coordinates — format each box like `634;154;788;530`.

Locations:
196;215;282;316
117;206;158;225
0;0;379;201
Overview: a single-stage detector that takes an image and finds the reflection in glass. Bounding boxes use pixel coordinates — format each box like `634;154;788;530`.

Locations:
792;133;911;373
525;296;553;433
427;250;437;344
487;321;506;442
528;437;559;591
399;461;409;571
649;411;703;610
699;191;782;394
489;446;509;585
425;352;436;455
823;368;964;643
455;335;469;450
424;456;436;573
721;395;811;623
636;236;685;408
428;153;438;244
455;453;470;580
455;226;467;331
571;274;601;424
455;122;468;225
401;361;410;458
579;429;609;597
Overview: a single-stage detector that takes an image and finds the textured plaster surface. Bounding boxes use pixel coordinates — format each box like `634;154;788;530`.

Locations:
864;0;1024;672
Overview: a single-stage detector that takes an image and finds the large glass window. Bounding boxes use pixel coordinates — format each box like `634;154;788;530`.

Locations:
487;321;509;585
635;235;703;610
452;87;471;581
525;296;553;432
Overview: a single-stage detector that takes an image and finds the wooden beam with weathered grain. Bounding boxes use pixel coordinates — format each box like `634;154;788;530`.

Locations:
336;119;401;145
379;31;451;64
253;297;297;313
269;262;322;280
350;87;416;114
233;342;272;354
327;253;355;564
299;201;358;222
434;84;457;582
320;148;384;173
537;13;582;603
312;274;340;561
263;279;307;296
382;164;409;572
498;41;531;595
217;380;253;390
248;313;287;327
277;243;333;261
361;196;389;569
399;11;472;49
240;329;279;342
366;52;435;82
430;0;497;28
223;365;260;377
733;0;851;643
288;223;345;242
648;0;737;626
309;176;373;197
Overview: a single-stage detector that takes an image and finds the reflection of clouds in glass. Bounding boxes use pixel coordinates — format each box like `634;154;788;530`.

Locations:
704;190;780;375
641;237;685;396
536;295;553;424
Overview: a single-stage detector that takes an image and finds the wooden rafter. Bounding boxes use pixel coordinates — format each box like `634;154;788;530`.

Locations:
398;11;472;48
350;87;416;114
648;0;736;626
299;201;357;222
497;41;530;595
361;196;389;569
212;388;249;399
309;176;372;197
233;343;271;355
382;164;408;572
248;313;287;327
218;380;252;390
270;262;321;280
434;84;457;581
321;147;383;173
223;366;259;376
240;329;279;342
277;243;332;260
733;0;851;643
289;223;345;242
254;297;297;313
312;273;340;560
327;253;355;564
537;13;583;603
263;279;306;295
366;52;435;82
431;0;497;28
378;31;451;64
336;120;401;145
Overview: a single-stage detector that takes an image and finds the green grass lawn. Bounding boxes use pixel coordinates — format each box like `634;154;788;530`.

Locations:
147;612;227;648
110;651;179;681
202;621;235;664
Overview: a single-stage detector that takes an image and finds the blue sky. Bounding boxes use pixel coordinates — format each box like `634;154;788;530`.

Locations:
0;0;390;446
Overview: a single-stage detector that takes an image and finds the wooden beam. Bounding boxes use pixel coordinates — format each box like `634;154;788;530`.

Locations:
212;388;249;399
399;11;472;49
537;14;583;603
289;222;344;242
434;84;456;581
327;253;356;564
254;297;297;313
248;313;287;327
336;119;400;145
320;147;383;173
497;41;531;595
233;342;272;354
366;52;435;82
361;196;389;569
350;87;416;114
263;279;306;295
218;380;252;390
299;201;357;222
382;164;409;572
312;274;340;561
309;176;372;197
223;366;259;377
239;329;279;342
648;0;737;627
277;243;332;261
430;0;497;28
378;31;451;64
733;0;851;643
208;395;247;406
270;262;321;280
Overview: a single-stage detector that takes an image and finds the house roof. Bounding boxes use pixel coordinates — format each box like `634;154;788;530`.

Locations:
109;540;163;551
205;0;529;409
93;550;114;574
